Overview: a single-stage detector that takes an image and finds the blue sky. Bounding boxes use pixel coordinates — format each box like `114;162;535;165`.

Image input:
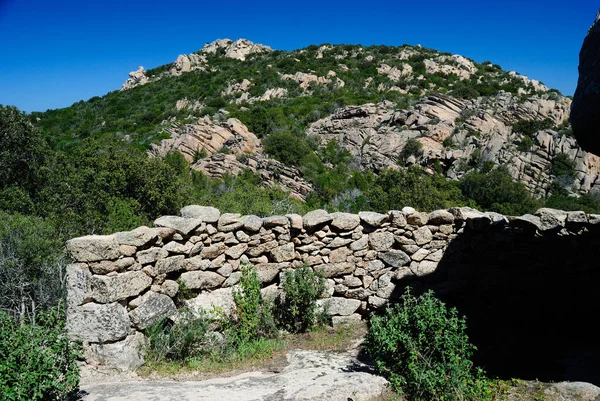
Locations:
0;0;597;113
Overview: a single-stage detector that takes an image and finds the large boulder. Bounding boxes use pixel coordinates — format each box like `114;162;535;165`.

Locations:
572;13;600;155
129;291;177;330
66;302;130;343
90;271;152;303
85;332;146;371
66;235;120;262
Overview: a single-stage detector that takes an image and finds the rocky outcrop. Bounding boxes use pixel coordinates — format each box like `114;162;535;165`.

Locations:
572;12;600;156
149;117;262;160
121;39;271;90
307;91;600;198
66;204;600;370
201;38;272;61
120;67;149;91
149;117;312;200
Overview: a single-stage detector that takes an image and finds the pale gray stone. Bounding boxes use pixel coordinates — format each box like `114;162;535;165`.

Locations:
368;231;394;251
217;264;233;277
327;237;353;248
225;243;248;259
358;211;388;227
137;247;168;265
417;260;438;276
242;215;263;231
180;205;221;223
116;257;135;270
317;297;361;316
413;226;433;245
262;215;289;227
85;332;146;371
389;210;407;227
179;271;225;290
407;212;428;226
146;255;185;276
115;226;158;247
426;249;444;262
218;213;244;232
350;235;369;251
184;255;211;271
223;271;242;287
411;248;429;262
200;242;227;259
566;211;588;224
368;295;387;309
330;212;360;230
271;243;295;262
91;271;152;303
246;240;278;257
514;214;543;231
66;264;91;309
186;287;235;318
427;210;454;225
303;209;332;229
66;235;120;262
161;280;179;298
401;206;416;215
329;247;351;263
535;208;568;230
66;302;130;343
163;241;191;254
89;260;118;275
286;214;303;230
379;250;411;268
129;291;177;330
314;262;355;278
255;263;285;283
154;216;203;236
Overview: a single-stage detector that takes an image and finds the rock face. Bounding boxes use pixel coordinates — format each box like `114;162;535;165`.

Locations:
120;66;149;91
66;204;600;371
572;12;600;156
307;91;600;198
120;39;271;91
149;116;312;201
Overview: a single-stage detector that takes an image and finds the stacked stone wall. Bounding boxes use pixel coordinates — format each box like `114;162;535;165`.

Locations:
65;205;600;371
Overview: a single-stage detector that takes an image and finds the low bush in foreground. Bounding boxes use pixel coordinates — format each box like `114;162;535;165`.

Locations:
0;307;80;401
364;288;492;401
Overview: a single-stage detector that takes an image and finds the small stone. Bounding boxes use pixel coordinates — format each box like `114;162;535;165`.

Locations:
137;247;169;265
389;210;407;227
317;297;361;316
179;271;225;290
303;209;332;229
428;210;454;225
286;214;303;230
330;212;360;231
154;216;203;236
407;212;428;226
332;314;361;327
270;243;295;262
242;215;263;232
368;231;394;251
358;211;388;227
218;213;244;232
413;226;433;246
379;250;411;268
129;291;177;330
262;215;289;227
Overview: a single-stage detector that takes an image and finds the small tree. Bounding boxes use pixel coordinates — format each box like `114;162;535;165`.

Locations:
398;139;423;164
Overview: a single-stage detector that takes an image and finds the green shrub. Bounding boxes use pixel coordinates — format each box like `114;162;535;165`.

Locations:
144;308;212;364
550;152;576;178
231;265;275;343
398;139;423;164
0;307;80;400
364;289;487;400
274;265;325;333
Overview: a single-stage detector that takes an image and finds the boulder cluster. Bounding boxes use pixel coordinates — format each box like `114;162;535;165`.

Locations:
65;205;600;370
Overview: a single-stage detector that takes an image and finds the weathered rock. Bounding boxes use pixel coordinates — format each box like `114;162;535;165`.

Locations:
303;209;332;229
137;247;169;265
329;247;351;263
407;212;428;226
330;212;360;230
262;215;289;227
317;297;361;316
368;231;394;251
314;262;355;278
85;332;146;371
66;302;130;343
242;215;263;232
271;243;295;262
350;235;369;251
535;208;568;231
255;263;284;283
225;243;248;259
115;226;159;248
286;214;303;230
389;210;407;227
129;291;177;330
428;210;454;225
161;280;179;298
145;255;185;276
66;235;120;262
66;264;91;309
89;260;118;275
218;213;244;232
154;216;203;236
413;226;433;245
416;260;438;276
180;205;221;223
359;211;388;227
200;242;227;259
90;271;152;303
186;287;235;318
331;314;362;327
179;271;225;290
379;250;411;267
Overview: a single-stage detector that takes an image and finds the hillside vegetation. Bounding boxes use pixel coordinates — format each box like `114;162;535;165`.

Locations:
0;38;598;399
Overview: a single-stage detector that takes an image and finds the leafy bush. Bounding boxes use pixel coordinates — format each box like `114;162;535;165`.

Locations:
364;289;487;400
144;308;212;364
274;265;325;333
0;307;80;400
231;265;275;343
550;152;576;178
512;118;554;138
398;139;423;164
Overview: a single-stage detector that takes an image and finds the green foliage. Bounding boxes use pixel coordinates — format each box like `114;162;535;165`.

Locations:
516;136;534;152
274;266;326;333
550;152;576;178
367;167;466;212
0;307;80;400
231;265;275;343
364;289;488;400
512;118;554;138
459;167;539;215
264;131;314;167
398;139;424;164
144;308;212;363
0;212;65;321
545;193;600;214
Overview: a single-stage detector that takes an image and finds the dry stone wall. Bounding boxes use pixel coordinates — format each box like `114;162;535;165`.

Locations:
65;205;600;371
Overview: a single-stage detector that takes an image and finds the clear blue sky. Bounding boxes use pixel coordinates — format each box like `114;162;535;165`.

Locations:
0;0;597;113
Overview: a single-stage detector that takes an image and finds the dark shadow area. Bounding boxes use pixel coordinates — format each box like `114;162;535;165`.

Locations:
391;222;600;385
